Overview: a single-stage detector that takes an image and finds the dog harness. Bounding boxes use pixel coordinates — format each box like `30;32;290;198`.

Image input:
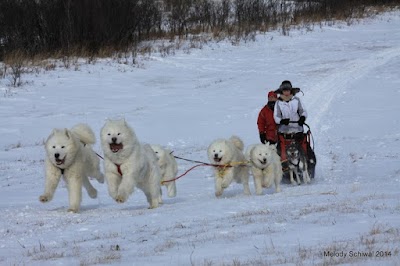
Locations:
115;164;123;176
57;167;65;175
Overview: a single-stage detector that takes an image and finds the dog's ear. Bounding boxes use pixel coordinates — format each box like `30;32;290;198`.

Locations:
46;129;57;143
248;145;256;155
50;128;58;136
270;143;278;152
64;129;72;139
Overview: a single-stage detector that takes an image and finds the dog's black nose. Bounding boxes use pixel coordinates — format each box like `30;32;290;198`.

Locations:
112;137;117;143
263;158;267;163
214;154;218;158
55;153;60;159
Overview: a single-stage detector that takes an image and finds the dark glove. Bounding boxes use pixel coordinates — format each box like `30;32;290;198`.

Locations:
280;118;290;125
298;116;306;126
259;133;266;144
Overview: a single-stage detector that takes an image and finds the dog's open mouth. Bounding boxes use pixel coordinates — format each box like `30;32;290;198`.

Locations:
258;159;267;165
110;143;123;153
55;157;66;165
214;157;222;163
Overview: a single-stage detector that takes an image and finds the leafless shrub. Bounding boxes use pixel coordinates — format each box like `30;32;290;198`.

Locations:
26;241;65;260
159;42;176;57
62;56;71;69
0;63;6;78
4;51;26;87
154;240;178;253
5;141;22;151
79;251;121;266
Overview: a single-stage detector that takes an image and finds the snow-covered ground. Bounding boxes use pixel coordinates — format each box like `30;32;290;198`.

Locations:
1;11;400;266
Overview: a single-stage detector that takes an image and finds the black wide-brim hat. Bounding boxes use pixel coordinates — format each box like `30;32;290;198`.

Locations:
275;80;300;95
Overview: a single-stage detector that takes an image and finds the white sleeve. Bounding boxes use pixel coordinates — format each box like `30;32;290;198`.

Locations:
298;98;307;118
274;102;281;124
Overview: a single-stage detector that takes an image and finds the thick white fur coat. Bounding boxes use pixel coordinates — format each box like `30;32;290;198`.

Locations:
245;143;282;194
207;135;250;197
101;119;162;208
150;144;178;198
39;123;104;213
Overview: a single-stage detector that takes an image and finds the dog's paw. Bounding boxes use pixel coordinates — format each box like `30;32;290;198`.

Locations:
67;208;79;213
215;191;223;197
39;195;51;203
148;204;159;209
221;183;229;189
148;199;159;209
275;187;282;193
109;191;117;200
167;191;177;198
96;174;105;184
115;195;127;203
158;197;163;205
88;189;97;199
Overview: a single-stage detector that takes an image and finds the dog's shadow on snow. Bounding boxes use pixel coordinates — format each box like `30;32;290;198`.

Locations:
216;188;251;199
113;197;187;212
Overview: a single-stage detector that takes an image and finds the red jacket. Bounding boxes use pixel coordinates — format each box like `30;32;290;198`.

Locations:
257;104;278;143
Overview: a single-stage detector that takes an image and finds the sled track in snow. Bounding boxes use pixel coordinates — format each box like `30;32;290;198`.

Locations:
307;46;400;127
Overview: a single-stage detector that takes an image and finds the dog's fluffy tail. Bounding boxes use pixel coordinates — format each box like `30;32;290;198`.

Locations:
229;135;244;151
71;123;96;145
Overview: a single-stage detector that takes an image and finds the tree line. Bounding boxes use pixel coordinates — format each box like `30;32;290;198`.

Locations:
0;0;399;61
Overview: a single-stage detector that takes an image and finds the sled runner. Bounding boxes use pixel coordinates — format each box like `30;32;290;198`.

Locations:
277;122;316;183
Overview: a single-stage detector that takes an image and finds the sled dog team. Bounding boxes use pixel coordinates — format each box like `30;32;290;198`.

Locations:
40;119;307;213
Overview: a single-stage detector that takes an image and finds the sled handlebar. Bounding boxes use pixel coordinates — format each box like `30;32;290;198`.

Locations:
288;121;310;129
286;121;314;149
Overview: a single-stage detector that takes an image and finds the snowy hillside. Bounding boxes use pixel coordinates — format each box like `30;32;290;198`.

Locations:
1;11;400;266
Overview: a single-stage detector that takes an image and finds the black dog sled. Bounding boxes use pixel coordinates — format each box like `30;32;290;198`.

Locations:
277;122;317;183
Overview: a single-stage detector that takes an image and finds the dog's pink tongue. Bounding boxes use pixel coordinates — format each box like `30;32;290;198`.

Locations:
110;143;123;153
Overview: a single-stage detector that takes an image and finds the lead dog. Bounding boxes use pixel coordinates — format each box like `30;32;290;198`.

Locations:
207;136;250;197
245;143;282;194
100;119;162;209
39;124;104;213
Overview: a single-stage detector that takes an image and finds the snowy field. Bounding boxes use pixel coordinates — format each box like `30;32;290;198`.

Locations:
1;11;400;266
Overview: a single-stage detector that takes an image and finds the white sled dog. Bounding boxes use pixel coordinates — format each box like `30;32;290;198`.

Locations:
245;143;282;194
286;141;311;185
150;144;178;198
207;136;250;197
39;124;104;213
100;119;162;208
